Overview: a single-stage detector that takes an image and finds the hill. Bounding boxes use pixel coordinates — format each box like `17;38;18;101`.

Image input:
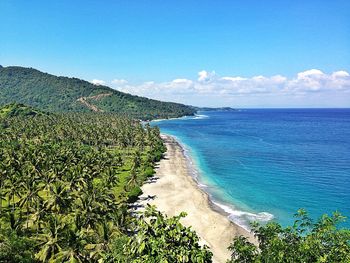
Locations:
194;106;237;111
0;66;196;120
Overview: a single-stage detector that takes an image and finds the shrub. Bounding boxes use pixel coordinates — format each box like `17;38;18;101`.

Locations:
227;209;350;263
127;186;143;203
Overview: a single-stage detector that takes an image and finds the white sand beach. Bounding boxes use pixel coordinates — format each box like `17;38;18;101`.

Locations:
137;134;255;263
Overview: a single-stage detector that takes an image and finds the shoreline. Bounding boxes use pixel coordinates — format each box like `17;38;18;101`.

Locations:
169;134;250;229
137;134;255;263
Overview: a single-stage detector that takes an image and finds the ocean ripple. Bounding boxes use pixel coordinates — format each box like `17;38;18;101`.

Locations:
212;200;274;230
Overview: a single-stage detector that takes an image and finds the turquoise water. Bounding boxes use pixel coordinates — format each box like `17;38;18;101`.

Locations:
151;109;350;229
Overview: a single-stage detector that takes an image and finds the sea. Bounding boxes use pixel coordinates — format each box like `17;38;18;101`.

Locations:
151;109;350;229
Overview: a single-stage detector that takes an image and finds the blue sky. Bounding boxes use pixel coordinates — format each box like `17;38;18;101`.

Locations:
1;0;350;107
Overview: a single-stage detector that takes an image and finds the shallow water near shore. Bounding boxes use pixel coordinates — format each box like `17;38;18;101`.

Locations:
151;109;350;228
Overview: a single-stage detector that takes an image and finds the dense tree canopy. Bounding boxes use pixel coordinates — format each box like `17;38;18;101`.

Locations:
0;104;211;262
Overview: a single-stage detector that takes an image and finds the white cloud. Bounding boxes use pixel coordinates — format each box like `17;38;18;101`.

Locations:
271;75;287;83
111;79;128;85
222;76;247;82
297;69;324;79
105;69;350;107
296;69;326;91
286;69;350;92
91;79;106;86
172;78;192;84
198;70;216;82
332;70;350;78
329;70;350;90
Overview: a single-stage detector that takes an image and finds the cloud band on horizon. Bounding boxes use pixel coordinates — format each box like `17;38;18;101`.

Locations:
91;69;350;108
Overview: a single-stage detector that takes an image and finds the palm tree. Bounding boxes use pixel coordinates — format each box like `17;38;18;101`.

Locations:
19;176;42;229
0;172;8;229
104;167;119;188
131;151;141;170
35;214;66;262
127;168;139;191
44;180;72;213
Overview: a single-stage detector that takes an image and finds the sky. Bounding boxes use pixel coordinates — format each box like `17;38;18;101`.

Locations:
1;0;350;107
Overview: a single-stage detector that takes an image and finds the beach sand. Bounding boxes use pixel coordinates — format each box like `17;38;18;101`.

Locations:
137;134;255;263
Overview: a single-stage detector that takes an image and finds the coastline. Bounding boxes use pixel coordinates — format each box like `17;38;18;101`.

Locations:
137;134;255;263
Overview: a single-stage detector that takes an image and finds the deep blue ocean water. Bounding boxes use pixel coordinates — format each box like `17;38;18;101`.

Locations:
151;109;350;229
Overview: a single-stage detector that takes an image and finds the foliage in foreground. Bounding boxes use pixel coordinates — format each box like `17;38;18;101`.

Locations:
228;209;350;263
109;205;213;263
128;205;212;262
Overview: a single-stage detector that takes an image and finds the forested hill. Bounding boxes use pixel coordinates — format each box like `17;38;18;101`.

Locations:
0;66;196;120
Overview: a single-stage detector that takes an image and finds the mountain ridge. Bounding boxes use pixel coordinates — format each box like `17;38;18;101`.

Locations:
0;66;196;120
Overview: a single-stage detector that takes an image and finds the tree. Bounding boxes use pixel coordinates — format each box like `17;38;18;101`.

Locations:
35;214;67;262
227;209;350;263
44;181;72;214
119;205;213;263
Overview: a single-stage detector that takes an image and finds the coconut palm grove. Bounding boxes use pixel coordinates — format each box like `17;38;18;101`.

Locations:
0;103;212;262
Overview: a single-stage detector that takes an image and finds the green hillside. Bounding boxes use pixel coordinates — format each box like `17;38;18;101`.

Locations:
0;66;196;120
